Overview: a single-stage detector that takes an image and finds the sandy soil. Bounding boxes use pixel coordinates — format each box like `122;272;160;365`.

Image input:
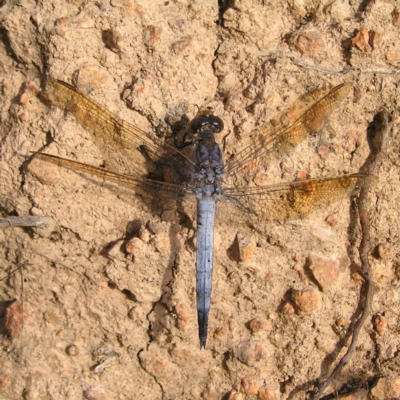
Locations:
0;0;399;399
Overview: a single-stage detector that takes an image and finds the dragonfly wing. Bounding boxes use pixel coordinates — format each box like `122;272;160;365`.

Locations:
221;174;363;222
34;153;197;200
43;79;199;183
223;83;352;177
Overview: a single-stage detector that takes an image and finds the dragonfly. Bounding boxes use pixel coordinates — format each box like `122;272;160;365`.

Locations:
34;78;363;348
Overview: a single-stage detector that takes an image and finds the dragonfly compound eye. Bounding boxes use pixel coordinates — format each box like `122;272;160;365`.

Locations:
190;115;224;134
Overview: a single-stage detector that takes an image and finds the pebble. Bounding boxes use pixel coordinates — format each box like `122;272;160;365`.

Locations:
236;234;255;262
151;232;169;253
171;36;193;55
325;214;338;227
147;220;164;234
281;302;295;314
28;157;61;185
370;377;400;399
248;318;272;333
83;386;107;400
125;237;145;257
395;262;400;278
257;384;280;400
307;254;341;290
317;145;329;159
294;31;324;56
372;313;387;335
74;66;110;91
350;27;372;52
233;339;269;367
214;326;228;339
139;350;172;376
393;8;400;26
143;25;162;47
377;242;392;260
66;344;79;356
5;301;29;339
240;377;259;394
369;30;382;50
291;288;321;313
228;391;244;400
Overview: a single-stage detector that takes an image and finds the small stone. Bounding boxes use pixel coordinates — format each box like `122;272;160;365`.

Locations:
393;8;400;26
83;386;107;400
293;263;306;281
370;377;400;399
351;271;365;285
281;302;295;314
228;391;244;400
174;303;189;322
372;313;387;335
248;318;272;333
29;157;61;185
0;377;10;389
151;232;169;253
385;45;400;65
74;66;110;91
351;27;372;52
20;92;30;105
294;31;324;56
143;25;162;47
147;220;164;234
128;305;146;321
139;350;173;375
291;288;320;313
171;36;193;54
240;377;259;394
325;214;337;227
18;112;29;121
317;145;329;159
169;344;191;362
369;30;382;50
236;234;255;262
125;237;145;257
377;242;392;260
296;171;311;180
66;344;80;356
5;301;29;339
138;227;150;242
253;169;269;186
257;384;280;400
104;27;124;52
333;317;350;337
214;326;228;339
394;262;400;278
307;254;341;290
233;339;269;366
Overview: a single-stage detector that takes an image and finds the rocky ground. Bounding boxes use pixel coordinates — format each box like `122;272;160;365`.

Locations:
0;0;400;399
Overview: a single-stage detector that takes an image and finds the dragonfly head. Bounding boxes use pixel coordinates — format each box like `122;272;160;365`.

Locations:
190;108;224;135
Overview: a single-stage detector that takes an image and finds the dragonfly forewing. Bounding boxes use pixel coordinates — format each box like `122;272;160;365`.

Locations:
43;79;199;183
223;83;352;177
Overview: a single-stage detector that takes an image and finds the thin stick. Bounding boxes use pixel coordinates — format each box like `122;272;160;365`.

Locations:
311;110;391;399
0;216;50;229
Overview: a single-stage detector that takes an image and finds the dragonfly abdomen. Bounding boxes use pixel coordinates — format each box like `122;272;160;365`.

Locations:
196;196;216;349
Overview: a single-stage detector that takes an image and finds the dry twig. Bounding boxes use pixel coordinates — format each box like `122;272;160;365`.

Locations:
311;110;391;399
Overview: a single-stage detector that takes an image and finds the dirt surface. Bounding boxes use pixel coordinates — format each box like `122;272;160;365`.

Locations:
1;1;400;399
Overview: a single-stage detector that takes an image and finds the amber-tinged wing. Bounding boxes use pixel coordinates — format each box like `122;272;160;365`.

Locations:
43;79;199;182
34;153;197;199
221;174;363;222
223;83;352;176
